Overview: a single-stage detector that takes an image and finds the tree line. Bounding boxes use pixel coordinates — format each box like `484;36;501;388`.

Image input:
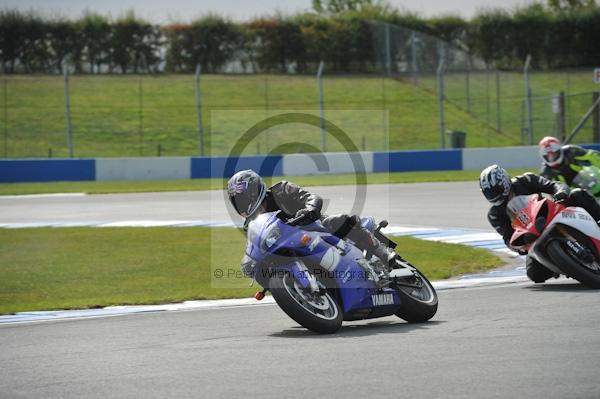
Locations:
0;1;599;74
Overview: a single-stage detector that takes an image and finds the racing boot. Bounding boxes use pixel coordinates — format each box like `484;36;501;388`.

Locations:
369;236;397;268
356;258;388;288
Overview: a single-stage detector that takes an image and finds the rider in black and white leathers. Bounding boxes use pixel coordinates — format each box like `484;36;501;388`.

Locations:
482;167;600;283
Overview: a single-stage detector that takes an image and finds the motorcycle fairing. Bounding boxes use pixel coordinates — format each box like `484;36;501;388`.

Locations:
245;211;402;315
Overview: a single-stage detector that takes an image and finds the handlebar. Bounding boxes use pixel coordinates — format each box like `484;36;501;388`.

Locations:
286;213;310;226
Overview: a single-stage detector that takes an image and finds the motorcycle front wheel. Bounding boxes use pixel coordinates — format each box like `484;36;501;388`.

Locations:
269;274;343;334
547;240;600;288
393;267;438;323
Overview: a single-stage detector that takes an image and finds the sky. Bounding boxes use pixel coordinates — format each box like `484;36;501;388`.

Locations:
0;0;536;23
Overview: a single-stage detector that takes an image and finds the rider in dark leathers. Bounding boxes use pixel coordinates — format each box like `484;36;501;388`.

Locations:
480;165;600;283
228;170;392;276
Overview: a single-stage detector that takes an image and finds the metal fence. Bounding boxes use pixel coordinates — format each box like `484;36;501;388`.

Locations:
370;21;600;149
1;22;598;159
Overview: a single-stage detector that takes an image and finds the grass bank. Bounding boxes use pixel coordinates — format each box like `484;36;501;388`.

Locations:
0;227;502;314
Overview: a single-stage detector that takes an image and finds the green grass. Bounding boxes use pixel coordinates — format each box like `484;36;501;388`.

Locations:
0;227;502;315
0;168;536;195
1;71;593;159
3;71;596;159
420;70;598;146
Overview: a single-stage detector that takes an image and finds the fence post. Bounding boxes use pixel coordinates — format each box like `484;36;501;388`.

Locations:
437;51;446;149
496;70;501;132
138;76;144;156
465;57;471;114
317;60;326;152
555;92;566;141
524;55;533;145
195;64;205;156
486;66;491;144
63;66;74;158
410;31;418;84
3;76;7;158
384;23;391;76
594;92;600;143
564;93;600;144
381;76;387;151
263;76;270;154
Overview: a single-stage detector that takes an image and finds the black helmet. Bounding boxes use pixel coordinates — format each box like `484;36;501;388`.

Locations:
479;165;511;205
227;169;266;217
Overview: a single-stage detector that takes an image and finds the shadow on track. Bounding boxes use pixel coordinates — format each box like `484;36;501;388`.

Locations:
270;320;445;338
524;280;599;293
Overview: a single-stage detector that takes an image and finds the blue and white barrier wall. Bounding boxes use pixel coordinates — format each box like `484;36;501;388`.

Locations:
3;144;600;183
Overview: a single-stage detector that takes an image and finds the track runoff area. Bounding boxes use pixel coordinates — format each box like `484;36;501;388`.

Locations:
3;183;599;399
0;181;529;324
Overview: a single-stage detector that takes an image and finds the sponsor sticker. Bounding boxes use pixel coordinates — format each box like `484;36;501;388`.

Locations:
371;293;394;306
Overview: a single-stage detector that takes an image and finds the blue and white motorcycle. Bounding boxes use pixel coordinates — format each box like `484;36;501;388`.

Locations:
244;211;438;334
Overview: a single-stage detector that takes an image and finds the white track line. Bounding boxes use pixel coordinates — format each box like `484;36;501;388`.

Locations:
0;193;87;199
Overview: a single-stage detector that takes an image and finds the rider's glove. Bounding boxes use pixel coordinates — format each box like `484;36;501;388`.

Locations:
553;191;568;203
292;208;319;226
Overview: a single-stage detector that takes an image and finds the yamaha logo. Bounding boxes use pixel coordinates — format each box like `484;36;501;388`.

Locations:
372;293;394;306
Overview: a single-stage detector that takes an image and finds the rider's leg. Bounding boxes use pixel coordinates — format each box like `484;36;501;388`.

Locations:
566;188;600;221
322;214;394;264
525;256;554;283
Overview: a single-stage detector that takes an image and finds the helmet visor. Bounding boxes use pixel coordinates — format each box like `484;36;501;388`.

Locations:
231;190;261;217
483;183;509;205
543;151;560;163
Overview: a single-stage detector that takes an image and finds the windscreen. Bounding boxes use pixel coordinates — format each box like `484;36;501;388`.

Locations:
573;166;600;191
506;195;531;224
247;212;272;243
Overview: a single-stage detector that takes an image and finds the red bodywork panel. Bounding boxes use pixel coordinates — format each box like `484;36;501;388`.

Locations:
509;194;565;252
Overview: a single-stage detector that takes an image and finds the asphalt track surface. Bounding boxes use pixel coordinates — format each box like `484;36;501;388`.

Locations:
1;182;599;398
0;181;489;229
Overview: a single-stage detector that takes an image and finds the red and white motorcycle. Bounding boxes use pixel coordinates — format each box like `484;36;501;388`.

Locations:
508;193;600;288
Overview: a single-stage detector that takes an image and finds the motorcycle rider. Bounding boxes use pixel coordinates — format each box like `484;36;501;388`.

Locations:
538;136;600;186
480;164;600;283
227;169;394;278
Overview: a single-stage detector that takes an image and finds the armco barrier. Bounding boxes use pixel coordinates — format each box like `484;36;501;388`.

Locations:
191;155;283;179
96;157;190;181
282;152;373;175
0;159;95;183
3;144;600;183
462;146;539;171
374;149;462;172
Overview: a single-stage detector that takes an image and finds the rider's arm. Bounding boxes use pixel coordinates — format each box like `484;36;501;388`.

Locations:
517;173;569;198
270;181;323;216
488;205;514;247
572;146;600;169
540;164;554;180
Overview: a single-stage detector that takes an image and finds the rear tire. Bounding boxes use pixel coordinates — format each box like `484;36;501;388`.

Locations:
547;240;600;288
393;267;438;322
270;275;343;334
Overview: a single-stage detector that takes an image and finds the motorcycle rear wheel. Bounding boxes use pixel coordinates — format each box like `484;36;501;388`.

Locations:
393;267;438;323
269;275;343;334
547;240;600;288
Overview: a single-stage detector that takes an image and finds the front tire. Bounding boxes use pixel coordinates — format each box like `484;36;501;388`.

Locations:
393;267;438;322
269;275;343;334
547;240;600;288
